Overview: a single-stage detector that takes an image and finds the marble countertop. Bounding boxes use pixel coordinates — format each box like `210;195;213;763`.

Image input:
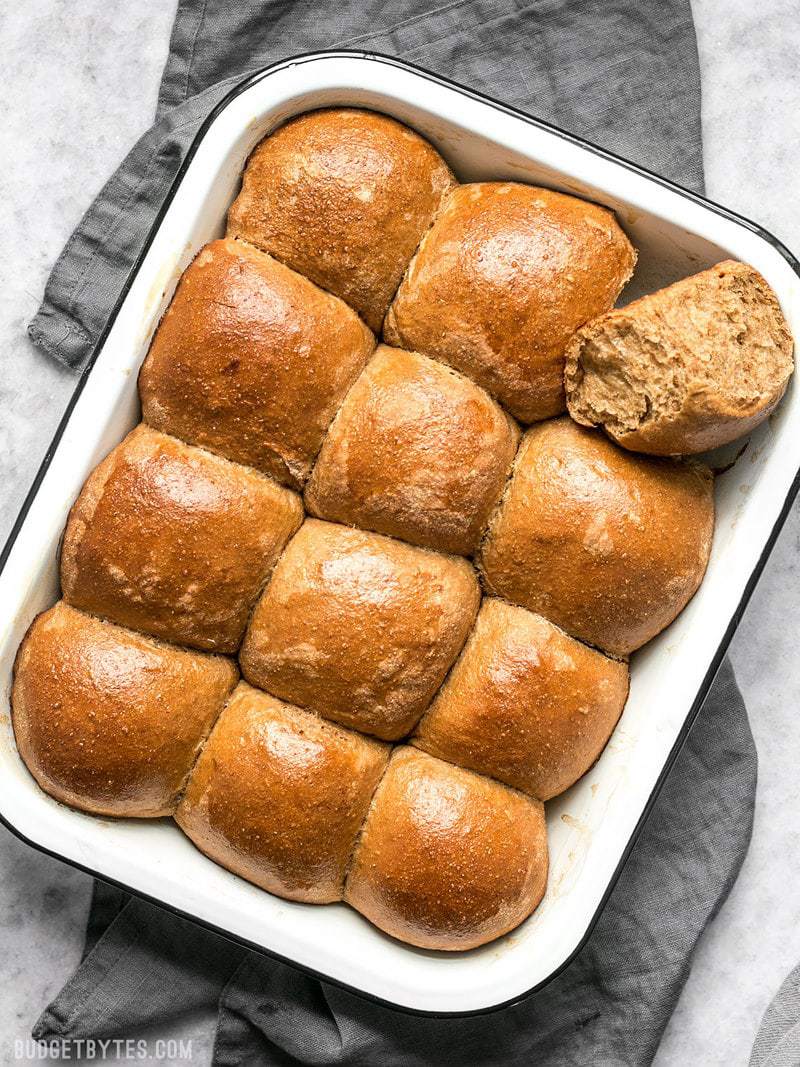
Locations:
2;1;799;1063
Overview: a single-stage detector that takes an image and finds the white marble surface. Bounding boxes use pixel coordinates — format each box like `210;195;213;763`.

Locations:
1;1;799;1063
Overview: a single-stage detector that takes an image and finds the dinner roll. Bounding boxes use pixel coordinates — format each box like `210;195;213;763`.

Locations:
413;598;629;800
61;425;302;653
478;418;714;656
227;108;455;330
384;183;636;422
565;260;794;455
344;748;548;950
305;345;519;555
176;684;389;903
139;239;375;489
12;602;237;817
240;519;480;740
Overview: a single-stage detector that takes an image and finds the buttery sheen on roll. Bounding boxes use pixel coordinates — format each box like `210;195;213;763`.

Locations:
61;424;302;653
139;239;375;489
176;683;389;903
227;108;455;331
240;519;480;740
384;182;636;422
478;418;714;656
305;345;519;555
344;747;548;950
12;602;237;817
413;598;629;800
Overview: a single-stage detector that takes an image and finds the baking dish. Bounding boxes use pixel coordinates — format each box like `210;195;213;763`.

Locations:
1;53;799;1015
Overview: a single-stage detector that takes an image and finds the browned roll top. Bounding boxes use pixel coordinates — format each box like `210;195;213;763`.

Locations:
176;683;389;903
227;108;455;331
413;598;629;800
139;239;375;489
240;519;480;740
60;424;302;652
345;747;548;950
305;344;519;555
12;602;237;817
385;182;636;422
479;418;715;656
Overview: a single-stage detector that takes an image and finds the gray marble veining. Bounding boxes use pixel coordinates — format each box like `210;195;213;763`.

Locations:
1;1;799;1063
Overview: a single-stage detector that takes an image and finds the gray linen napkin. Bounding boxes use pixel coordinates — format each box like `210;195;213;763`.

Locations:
29;0;705;369
751;965;800;1067
34;662;755;1064
27;1;757;1063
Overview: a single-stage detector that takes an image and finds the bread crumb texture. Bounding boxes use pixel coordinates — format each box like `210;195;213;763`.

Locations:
566;260;793;454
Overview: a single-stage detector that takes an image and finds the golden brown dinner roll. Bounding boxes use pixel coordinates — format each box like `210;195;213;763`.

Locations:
139;239;375;489
176;683;389;903
565;260;794;455
344;748;548;950
12;602;237;817
240;519;480;740
478;418;714;656
413;598;629;800
227;108;455;330
384;182;636;422
305;345;520;555
61;424;302;653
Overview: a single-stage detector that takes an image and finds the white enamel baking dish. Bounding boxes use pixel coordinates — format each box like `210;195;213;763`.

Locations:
2;53;799;1015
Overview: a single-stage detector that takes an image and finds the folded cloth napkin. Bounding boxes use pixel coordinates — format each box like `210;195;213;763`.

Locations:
34;663;755;1064
27;1;757;1063
751;964;800;1067
29;0;706;370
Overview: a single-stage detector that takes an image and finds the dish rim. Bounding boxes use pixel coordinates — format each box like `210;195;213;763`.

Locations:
2;49;799;1018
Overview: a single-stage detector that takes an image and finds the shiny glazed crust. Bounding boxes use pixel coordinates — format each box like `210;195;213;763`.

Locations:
305;345;520;555
227;108;456;330
478;418;715;656
139;239;375;489
20;105;788;955
413;598;629;799
384;182;636;422
239;519;480;740
176;683;389;903
60;425;302;652
344;747;548;950
12;602;238;817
